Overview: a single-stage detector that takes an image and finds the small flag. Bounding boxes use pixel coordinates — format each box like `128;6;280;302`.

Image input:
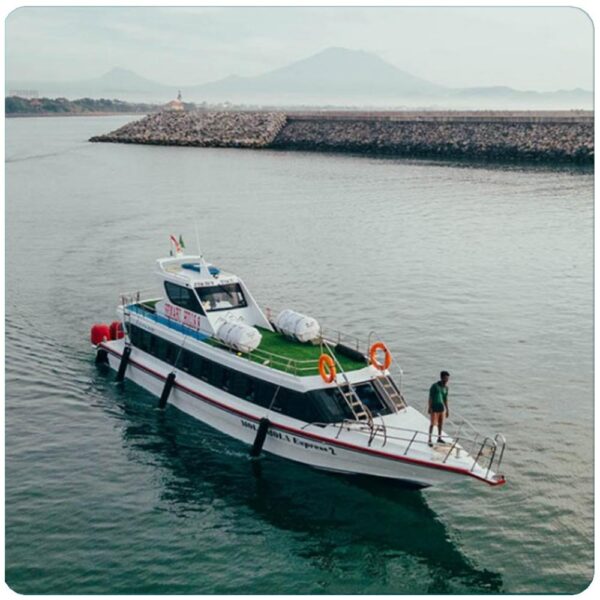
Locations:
179;234;186;249
169;234;181;254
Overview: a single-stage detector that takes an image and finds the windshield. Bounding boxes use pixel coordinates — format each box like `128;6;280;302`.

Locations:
164;281;205;315
352;382;393;417
195;283;247;312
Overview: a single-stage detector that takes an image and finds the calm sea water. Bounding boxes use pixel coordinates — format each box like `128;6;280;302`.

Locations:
5;116;593;594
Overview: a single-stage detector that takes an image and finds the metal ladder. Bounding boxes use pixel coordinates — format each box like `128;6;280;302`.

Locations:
321;339;372;425
373;376;406;412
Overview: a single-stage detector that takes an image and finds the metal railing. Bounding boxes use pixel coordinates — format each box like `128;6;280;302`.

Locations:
208;337;325;375
119;288;160;308
265;307;367;353
320;325;365;354
366;328;499;460
303;418;506;478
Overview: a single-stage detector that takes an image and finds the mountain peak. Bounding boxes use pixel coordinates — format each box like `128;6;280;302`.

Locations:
92;67;171;92
104;67;137;76
313;46;369;57
287;46;395;69
99;67;151;83
247;46;444;95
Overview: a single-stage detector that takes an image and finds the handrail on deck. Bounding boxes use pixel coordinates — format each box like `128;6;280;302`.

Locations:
321;325;364;353
326;419;505;477
203;334;324;376
119;288;160;307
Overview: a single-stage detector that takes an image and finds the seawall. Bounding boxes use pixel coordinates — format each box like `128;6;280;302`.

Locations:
90;111;288;148
90;110;594;164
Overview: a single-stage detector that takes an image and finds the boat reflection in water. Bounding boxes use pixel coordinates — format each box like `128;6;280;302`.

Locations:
94;368;503;594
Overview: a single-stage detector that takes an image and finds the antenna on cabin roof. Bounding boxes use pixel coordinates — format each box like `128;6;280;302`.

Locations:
194;222;211;275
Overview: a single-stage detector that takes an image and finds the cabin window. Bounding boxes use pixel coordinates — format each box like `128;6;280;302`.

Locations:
242;378;256;403
143;331;158;355
353;382;393;417
141;330;153;354
154;337;168;363
154;337;176;365
129;325;151;352
309;389;354;423
273;388;321;422
180;349;193;373
129;325;140;347
164;281;205;314
129;326;322;419
195;283;247;312
167;341;179;365
208;363;222;387
221;368;233;392
231;371;255;401
253;380;277;408
190;354;204;378
208;363;230;388
199;358;211;382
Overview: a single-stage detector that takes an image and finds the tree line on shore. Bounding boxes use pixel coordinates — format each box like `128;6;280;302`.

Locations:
5;96;189;115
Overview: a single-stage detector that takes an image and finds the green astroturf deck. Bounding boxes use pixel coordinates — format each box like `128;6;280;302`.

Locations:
133;302;366;376
205;327;366;376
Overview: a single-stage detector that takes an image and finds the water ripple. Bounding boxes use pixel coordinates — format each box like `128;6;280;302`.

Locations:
5;117;593;594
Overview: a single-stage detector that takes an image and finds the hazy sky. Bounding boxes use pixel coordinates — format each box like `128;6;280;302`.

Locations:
6;6;593;91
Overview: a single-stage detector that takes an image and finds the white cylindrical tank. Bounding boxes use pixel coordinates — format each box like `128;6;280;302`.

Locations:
274;309;321;343
216;321;262;353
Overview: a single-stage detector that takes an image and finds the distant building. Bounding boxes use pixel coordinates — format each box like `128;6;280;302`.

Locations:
165;90;185;112
9;89;39;99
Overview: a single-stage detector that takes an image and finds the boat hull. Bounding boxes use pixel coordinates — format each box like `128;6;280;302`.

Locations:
101;341;493;489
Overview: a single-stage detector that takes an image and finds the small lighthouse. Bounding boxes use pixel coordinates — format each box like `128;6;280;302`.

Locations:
165;90;185;112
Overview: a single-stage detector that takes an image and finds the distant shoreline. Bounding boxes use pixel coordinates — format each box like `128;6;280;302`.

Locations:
6;111;150;118
5;95;172;118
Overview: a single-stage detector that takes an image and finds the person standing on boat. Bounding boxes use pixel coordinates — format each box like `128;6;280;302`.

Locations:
428;371;450;446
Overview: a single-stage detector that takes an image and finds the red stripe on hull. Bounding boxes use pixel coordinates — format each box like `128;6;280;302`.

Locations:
99;343;506;487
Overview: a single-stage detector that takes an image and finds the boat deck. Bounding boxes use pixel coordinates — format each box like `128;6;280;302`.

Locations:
259;327;365;374
129;300;367;376
204;326;366;375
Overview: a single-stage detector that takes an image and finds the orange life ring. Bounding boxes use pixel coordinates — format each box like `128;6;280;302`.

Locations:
370;342;392;371
318;354;336;383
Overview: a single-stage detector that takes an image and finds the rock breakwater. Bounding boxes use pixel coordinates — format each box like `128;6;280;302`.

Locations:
90;110;593;164
273;113;593;164
90;111;287;148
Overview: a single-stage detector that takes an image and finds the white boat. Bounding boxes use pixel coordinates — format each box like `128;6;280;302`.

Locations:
92;244;506;489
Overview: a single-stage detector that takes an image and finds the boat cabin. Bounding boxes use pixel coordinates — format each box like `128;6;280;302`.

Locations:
118;253;404;424
155;255;273;337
